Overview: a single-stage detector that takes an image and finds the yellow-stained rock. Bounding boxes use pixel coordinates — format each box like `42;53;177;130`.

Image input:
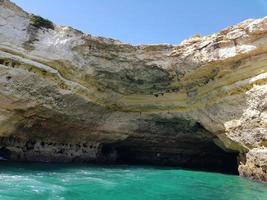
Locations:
0;0;266;181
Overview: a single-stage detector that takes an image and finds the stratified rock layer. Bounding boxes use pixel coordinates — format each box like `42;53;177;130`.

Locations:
0;0;266;180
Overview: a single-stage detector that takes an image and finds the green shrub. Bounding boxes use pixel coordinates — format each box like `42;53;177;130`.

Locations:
30;15;54;30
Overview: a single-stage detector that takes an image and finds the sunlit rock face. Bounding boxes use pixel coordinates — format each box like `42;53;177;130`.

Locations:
0;0;266;180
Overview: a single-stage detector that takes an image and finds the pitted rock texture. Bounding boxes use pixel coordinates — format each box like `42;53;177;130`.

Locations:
0;0;266;180
239;148;267;181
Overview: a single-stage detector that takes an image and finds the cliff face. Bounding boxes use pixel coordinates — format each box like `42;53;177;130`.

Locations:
0;0;266;180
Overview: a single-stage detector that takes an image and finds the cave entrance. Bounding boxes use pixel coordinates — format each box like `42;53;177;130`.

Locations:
0;147;11;160
100;137;239;175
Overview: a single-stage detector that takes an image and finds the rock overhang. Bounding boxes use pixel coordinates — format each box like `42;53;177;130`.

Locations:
0;0;266;181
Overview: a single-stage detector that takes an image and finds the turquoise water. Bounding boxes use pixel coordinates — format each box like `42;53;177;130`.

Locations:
0;162;266;200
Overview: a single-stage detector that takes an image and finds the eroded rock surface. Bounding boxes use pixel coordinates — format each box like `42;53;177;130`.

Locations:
0;0;266;180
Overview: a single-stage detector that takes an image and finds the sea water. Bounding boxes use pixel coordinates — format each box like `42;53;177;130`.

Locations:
0;162;266;200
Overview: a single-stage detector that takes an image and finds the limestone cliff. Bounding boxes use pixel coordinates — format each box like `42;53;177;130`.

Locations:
0;0;266;181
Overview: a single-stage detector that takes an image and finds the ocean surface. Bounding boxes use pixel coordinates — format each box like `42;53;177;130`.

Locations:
0;162;266;200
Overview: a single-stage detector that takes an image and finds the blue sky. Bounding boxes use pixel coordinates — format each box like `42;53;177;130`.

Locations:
12;0;267;45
